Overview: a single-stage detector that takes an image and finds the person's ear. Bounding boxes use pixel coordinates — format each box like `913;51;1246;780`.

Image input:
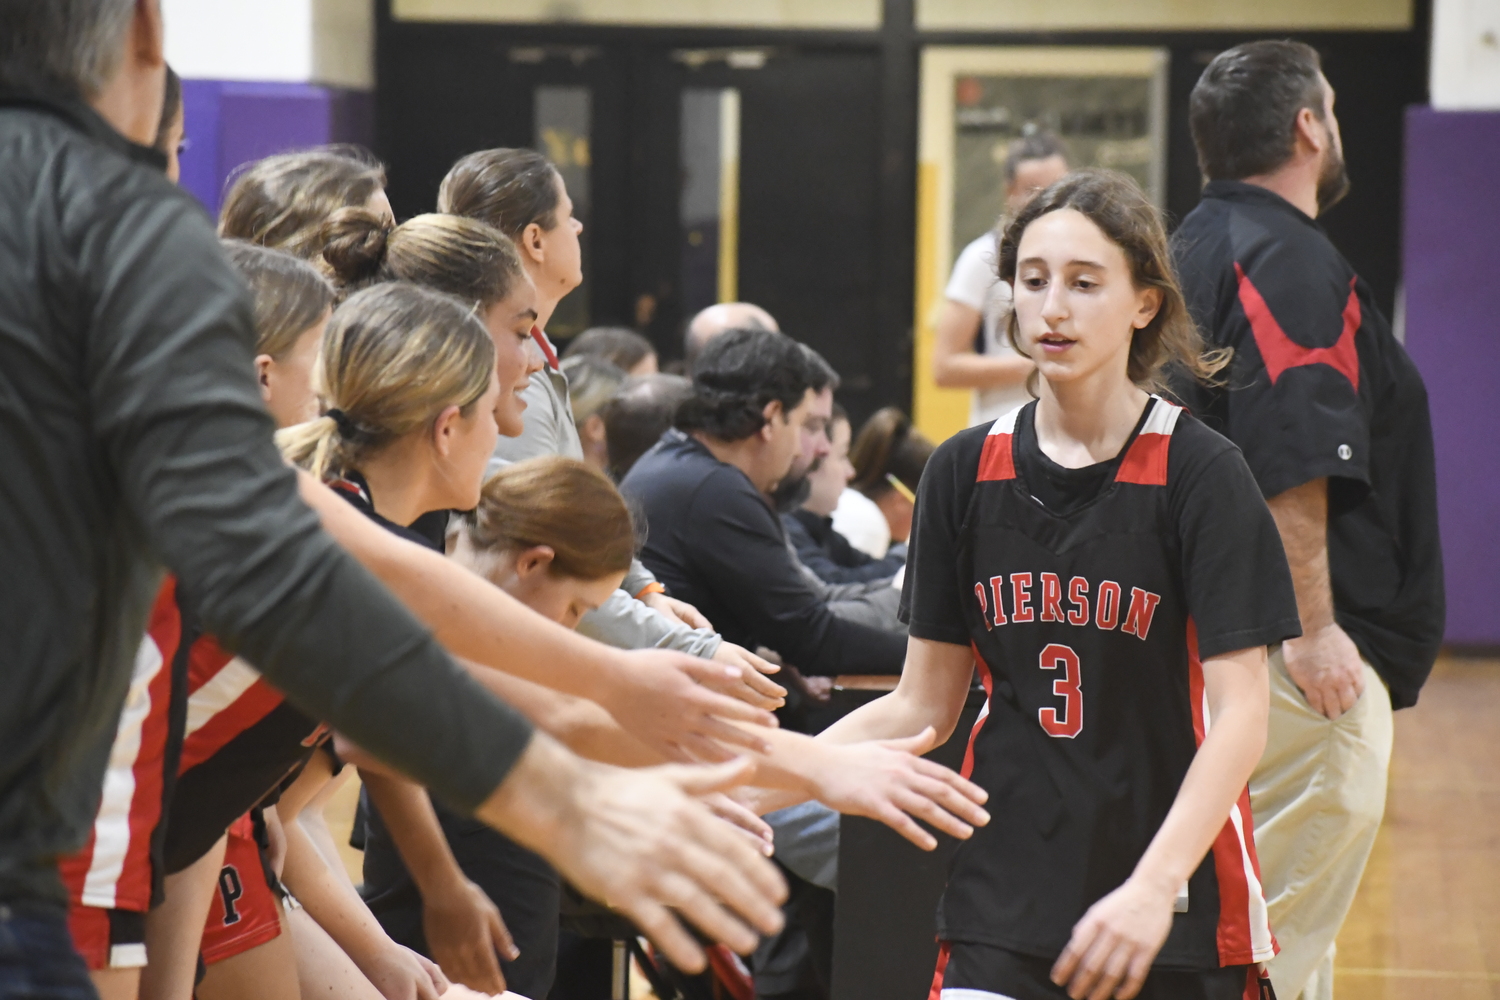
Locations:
254;355;275;403
1132;287;1163;330
431;403;462;456
760;400;783;441
514;545;557;580
1293;106;1326;158
580;412;607;445
136;0;166;67
521;221;547;266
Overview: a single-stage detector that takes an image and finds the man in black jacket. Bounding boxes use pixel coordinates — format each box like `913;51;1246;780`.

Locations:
1172;42;1443;1000
0;3;783;991
623;330;907;678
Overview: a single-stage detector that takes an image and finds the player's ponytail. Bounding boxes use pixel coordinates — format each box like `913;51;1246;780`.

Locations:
997;168;1230;391
275;282;495;482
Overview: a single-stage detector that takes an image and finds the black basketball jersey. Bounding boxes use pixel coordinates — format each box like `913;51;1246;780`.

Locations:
901;397;1300;971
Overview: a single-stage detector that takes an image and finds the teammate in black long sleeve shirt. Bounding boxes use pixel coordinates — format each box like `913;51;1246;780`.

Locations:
0;90;533;907
621;332;906;677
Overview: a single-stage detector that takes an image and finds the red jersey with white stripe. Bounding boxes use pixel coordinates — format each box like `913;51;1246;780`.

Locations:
899;397;1301;970
58;580;187;913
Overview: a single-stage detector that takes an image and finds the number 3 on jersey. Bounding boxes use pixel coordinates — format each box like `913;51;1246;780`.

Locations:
1038;643;1082;738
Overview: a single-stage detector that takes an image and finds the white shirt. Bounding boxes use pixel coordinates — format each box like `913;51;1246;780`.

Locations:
831;488;890;560
944;233;1032;427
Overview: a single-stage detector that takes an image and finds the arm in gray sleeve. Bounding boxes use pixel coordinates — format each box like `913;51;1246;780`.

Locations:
576;589;722;658
622;558;658;598
90;191;533;813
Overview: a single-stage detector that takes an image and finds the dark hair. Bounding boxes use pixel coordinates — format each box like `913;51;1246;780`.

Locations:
799;344;841;394
219;147;387;259
849;407;934;500
1189;41;1327;181
319;208;527;309
438;148;561;240
602;374;693;480
0;0;135;97
560;354;628;425
563;326;657;373
1004;131;1069;184
220;240;334;358
154;65;181;153
998;169;1228;391
463;456;636;580
675;329;815;441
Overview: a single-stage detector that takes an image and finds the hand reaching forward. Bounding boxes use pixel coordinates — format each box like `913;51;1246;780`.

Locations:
699;791;776;856
422;875;518;996
361;943;452;1000
1051;875;1176;1000
642;590;713;631
710;642;788;711
602;649;780;763
809;728;990;851
479;742;787;975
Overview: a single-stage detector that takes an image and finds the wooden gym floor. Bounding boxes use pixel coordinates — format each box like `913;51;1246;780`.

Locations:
325;656;1500;999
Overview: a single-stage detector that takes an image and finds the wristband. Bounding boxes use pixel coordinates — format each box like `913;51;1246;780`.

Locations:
635;581;667;599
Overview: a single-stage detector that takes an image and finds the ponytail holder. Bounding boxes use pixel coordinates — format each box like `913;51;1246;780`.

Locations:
325;408;358;439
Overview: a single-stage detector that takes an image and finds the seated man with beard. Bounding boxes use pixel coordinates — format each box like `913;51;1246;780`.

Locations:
621;329;906;679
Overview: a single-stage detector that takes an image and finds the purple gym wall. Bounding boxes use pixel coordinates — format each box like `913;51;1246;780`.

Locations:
1403;106;1500;648
178;81;373;218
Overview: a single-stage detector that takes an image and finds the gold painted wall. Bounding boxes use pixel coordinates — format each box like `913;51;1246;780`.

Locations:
917;0;1412;31
393;0;881;28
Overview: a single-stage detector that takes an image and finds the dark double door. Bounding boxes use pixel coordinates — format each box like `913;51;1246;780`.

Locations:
377;31;905;423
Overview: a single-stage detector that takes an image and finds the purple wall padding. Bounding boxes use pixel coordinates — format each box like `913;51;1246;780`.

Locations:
178;81;373;218
1403;106;1500;646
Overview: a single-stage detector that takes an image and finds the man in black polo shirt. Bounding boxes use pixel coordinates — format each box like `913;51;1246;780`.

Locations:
622;329;907;680
1172;41;1444;1000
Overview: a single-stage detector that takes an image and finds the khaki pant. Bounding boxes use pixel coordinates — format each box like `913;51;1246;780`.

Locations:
1250;647;1393;1000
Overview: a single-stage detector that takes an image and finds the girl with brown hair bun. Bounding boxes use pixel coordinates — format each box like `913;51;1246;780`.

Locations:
819;169;1298;1000
847;406;936;551
219;146;393;260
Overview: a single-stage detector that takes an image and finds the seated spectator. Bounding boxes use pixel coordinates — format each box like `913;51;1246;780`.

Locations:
563;325;659;375
842;407;934;553
683;301;779;371
621;330;906;677
785;405;905;585
600;373;693;480
559;354;627;474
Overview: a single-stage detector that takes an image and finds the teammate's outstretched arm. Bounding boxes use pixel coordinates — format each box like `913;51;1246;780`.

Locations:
297;470;778;759
477;737;788;973
1050;644;1270;1000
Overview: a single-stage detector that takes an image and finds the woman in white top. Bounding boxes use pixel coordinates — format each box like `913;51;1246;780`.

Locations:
932;132;1069;426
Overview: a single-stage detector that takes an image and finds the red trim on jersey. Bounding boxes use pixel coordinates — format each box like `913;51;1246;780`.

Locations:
59;579;184;913
1187;619;1277;966
1235;264;1360;391
927;940;951;1000
961;644;996;780
976;433;1015;482
177;636;285;774
1115;432;1171;486
530;326;560;370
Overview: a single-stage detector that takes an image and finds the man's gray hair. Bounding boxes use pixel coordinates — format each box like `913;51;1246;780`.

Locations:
0;0;138;97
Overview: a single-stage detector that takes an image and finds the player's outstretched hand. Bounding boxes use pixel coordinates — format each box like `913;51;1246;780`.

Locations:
422;875;518;996
602;649;781;763
516;755;788;974
700;791;776;856
711;642;788;711
1050;875;1175;1000
810;728;990;851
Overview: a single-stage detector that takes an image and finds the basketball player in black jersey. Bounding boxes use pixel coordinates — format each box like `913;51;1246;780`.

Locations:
821;170;1302;1000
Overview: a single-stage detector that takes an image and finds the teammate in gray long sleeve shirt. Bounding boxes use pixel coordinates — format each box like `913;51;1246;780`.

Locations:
0;88;534;906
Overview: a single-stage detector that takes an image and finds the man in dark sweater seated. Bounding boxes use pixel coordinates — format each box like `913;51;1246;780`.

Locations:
621;330;907;676
785;403;905;585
